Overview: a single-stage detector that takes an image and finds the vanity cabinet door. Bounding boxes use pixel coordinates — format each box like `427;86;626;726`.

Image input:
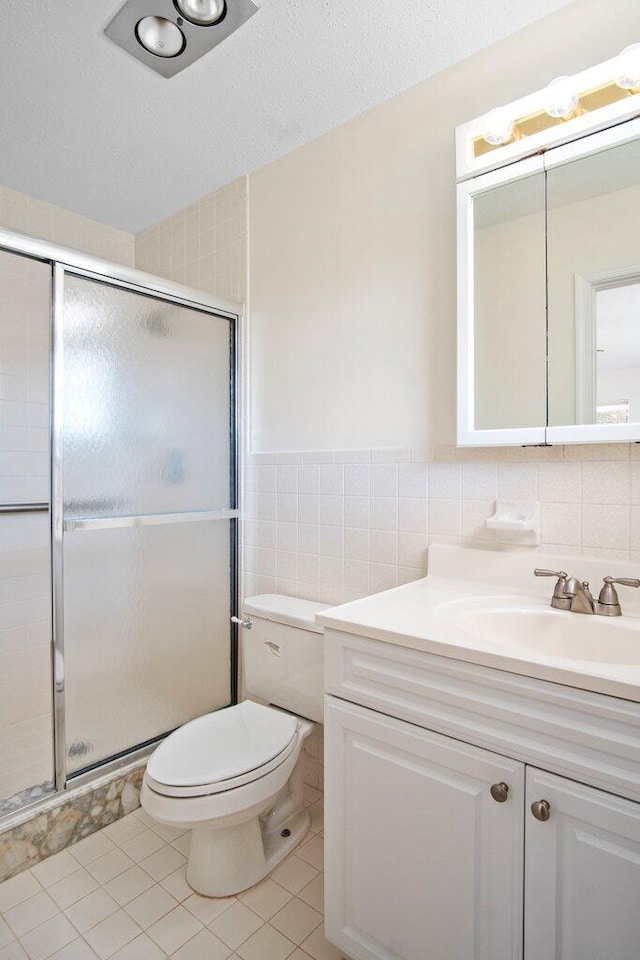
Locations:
524;768;640;960
324;696;524;960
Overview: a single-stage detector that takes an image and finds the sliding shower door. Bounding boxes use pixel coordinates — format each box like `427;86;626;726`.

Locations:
57;271;236;775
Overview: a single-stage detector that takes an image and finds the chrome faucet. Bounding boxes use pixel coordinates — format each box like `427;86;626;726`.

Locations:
534;569;640;617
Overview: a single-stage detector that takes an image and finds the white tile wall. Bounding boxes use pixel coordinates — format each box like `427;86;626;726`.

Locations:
0;185;135;267
0;251;53;804
243;443;640;606
0;512;52;802
0;252;50;507
134;179;247;303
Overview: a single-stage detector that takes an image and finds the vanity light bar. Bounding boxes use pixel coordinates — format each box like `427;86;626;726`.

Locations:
456;45;640;180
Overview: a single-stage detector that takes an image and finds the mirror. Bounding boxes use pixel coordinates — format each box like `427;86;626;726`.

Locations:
547;137;640;428
457;117;640;446
473;172;547;431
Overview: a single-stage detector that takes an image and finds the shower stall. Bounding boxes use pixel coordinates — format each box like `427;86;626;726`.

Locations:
0;228;239;822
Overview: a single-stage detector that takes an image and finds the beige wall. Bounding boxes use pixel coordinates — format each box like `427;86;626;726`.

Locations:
125;0;640;611
0;185;134;266
241;0;640;611
248;0;640;453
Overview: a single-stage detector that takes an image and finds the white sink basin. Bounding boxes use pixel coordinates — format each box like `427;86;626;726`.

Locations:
454;606;640;665
318;545;640;701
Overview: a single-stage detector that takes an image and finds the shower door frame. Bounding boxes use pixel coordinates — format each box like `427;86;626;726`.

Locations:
0;226;242;816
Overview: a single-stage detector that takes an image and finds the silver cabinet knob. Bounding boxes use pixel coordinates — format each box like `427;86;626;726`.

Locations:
490;782;509;803
531;799;551;821
230;616;252;629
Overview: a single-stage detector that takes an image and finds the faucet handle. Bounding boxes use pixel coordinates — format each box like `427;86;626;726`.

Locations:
534;569;568;600
597;576;640;616
603;576;640;588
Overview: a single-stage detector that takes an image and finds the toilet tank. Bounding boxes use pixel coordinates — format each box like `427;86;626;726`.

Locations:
241;595;330;724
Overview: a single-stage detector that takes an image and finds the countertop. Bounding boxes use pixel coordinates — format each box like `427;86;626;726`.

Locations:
317;545;640;703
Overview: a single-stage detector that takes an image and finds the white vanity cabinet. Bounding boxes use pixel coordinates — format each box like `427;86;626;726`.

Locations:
325;697;524;960
323;629;640;960
524;769;640;960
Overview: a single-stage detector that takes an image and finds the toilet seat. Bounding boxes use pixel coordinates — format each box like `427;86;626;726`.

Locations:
146;700;299;799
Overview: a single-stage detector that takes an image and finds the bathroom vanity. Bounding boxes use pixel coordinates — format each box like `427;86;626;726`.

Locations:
319;545;640;960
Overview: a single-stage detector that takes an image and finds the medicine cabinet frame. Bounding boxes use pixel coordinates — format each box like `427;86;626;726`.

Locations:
457;110;640;447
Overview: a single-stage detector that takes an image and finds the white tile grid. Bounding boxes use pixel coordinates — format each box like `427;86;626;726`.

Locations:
243;444;640;606
0;790;337;960
134;178;247;305
0;186;135;267
0;248;55;802
0;249;50;507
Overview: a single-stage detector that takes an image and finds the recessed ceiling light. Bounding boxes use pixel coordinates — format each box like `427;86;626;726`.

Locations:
135;16;186;57
175;0;226;26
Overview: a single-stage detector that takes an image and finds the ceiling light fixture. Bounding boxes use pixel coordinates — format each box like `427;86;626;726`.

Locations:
174;0;226;25
135;16;186;57
105;0;258;78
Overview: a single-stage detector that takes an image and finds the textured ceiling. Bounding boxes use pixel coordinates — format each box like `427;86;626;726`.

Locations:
1;0;574;233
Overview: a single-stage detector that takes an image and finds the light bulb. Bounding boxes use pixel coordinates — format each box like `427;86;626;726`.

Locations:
481;108;516;146
175;0;226;25
545;76;579;119
135;16;185;57
615;43;640;91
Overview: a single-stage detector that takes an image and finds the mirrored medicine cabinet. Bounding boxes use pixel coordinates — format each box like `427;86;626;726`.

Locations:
457;114;640;446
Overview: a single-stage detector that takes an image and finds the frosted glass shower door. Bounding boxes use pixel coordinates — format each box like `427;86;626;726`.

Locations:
59;274;236;774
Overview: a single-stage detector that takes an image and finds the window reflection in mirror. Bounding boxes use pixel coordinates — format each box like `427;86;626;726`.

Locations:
547;138;640;427
473;173;547;430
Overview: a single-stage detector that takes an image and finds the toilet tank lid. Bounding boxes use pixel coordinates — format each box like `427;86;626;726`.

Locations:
242;594;330;634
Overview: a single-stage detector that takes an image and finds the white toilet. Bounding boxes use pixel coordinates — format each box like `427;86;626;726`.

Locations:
140;594;328;897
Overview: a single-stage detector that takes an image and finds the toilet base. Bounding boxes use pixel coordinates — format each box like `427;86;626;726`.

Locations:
186;806;311;897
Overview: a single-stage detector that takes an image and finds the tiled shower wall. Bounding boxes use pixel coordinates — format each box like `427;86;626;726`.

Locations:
242;443;640;607
134;177;247;303
0;252;53;809
0;184;135;266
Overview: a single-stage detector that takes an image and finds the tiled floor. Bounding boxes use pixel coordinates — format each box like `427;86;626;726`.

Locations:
0;790;340;960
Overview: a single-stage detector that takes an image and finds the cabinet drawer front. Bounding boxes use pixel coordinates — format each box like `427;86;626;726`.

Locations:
525;768;640;960
325;696;524;960
325;629;640;802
